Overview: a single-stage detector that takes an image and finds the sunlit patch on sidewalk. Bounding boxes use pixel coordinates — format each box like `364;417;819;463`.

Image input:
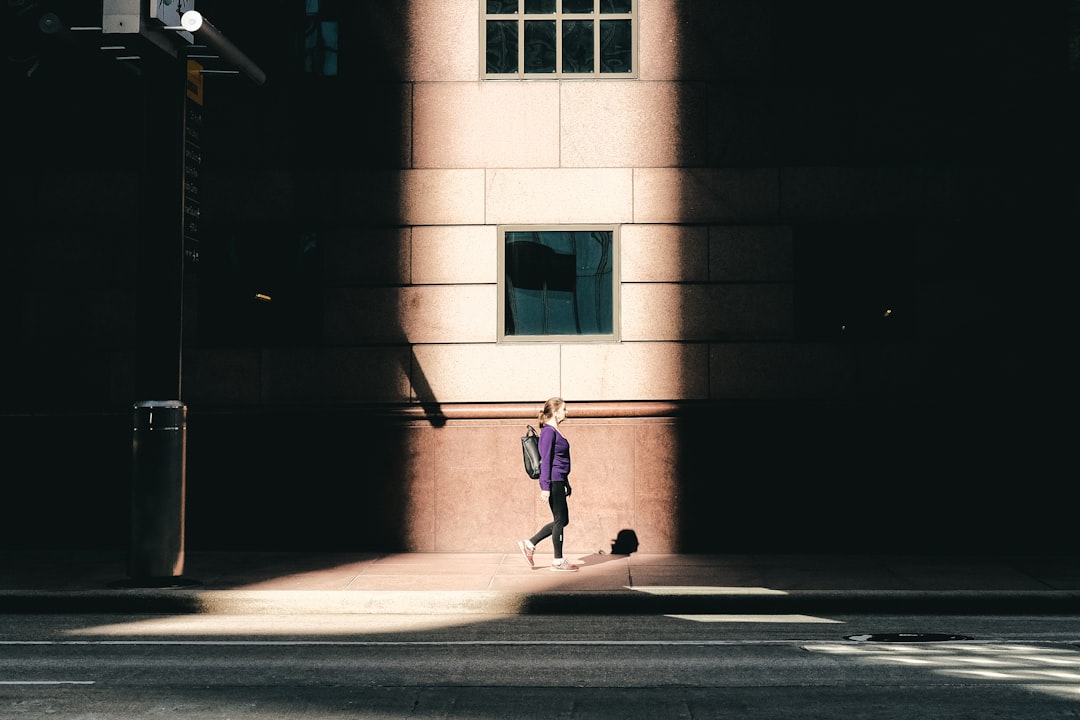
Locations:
666;614;841;624
630;586;788;596
64;614;486;637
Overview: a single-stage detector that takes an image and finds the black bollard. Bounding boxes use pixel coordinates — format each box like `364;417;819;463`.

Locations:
124;400;198;587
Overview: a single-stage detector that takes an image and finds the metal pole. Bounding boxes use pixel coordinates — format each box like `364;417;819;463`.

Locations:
121;50;198;588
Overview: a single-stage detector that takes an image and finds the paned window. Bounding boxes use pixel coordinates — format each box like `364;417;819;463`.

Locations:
499;226;619;342
483;0;636;79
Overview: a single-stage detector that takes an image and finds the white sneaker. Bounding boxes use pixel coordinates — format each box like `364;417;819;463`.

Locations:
549;559;577;572
517;540;534;567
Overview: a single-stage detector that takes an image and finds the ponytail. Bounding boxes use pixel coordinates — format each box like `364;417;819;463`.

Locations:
538;396;565;427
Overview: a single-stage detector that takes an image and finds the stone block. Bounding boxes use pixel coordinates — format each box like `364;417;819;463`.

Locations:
621;224;708;282
261;346;412;404
561;81;707;167
622;283;794;341
324;285;496;344
780;166;928;220
340;170;486;226
560;342;709;400
322;227;410;285
182;349;261;406
412;225;497;284
486;168;633;224
411;343;561;403
709;342;858;399
634;167;779;223
404;0;478;82
414;82;560;168
708;225;793;282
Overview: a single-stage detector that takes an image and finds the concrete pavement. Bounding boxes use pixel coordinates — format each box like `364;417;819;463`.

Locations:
1;550;1077;615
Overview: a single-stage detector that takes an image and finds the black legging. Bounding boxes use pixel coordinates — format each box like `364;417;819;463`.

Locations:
529;481;570;559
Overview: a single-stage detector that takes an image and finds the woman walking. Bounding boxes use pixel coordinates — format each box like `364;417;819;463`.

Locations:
518;397;577;571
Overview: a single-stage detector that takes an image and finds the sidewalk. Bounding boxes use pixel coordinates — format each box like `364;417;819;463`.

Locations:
1;550;1078;615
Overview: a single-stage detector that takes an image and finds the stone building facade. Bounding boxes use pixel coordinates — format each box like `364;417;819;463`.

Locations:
3;1;1073;554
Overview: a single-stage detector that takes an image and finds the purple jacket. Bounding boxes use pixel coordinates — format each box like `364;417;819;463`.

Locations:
538;424;571;491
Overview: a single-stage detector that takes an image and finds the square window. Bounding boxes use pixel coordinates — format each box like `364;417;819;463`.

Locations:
482;0;636;78
499;226;620;342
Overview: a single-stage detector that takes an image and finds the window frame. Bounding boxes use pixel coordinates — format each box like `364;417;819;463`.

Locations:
481;0;638;80
498;224;621;343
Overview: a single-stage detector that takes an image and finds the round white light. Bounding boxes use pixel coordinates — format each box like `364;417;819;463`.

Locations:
180;10;203;32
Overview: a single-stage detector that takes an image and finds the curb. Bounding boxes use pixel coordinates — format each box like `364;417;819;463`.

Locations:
2;589;1079;615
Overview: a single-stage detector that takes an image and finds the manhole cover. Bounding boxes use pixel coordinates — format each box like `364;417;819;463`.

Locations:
846;633;972;643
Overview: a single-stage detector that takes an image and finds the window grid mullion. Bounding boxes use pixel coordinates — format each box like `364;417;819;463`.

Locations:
592;7;600;76
556;5;563;75
518;14;525;75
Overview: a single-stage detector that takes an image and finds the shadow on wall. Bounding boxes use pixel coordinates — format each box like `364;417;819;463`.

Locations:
183;408;415;552
667;2;1072;554
407;347;447;429
182;3;441;551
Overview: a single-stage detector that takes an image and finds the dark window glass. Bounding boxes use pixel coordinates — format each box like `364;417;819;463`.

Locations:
599;20;631;73
563;20;594;73
524;20;556;73
304;20;338;76
486;20;518;73
488;0;518;13
563;0;594;13
505;230;614;337
600;0;632;13
525;0;556;13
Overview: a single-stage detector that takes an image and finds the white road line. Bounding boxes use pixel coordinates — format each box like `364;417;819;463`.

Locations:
1;639;833;647
0;681;95;685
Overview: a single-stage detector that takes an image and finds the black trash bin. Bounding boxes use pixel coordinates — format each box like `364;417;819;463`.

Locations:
129;400;188;581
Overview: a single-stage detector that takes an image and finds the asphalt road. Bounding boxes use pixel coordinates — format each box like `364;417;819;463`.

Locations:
2;613;1078;718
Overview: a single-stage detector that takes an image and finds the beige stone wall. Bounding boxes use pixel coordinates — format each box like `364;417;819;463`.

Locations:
281;0;803;409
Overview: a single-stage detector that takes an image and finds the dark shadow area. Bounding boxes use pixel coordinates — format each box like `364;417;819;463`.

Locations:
405;350;448;429
183;408;414;551
2;1;143;172
0;414;130;551
672;399;1061;552
108;576;202;589
0;2;423;552
671;1;1075;554
173;4;424;549
196;223;323;348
